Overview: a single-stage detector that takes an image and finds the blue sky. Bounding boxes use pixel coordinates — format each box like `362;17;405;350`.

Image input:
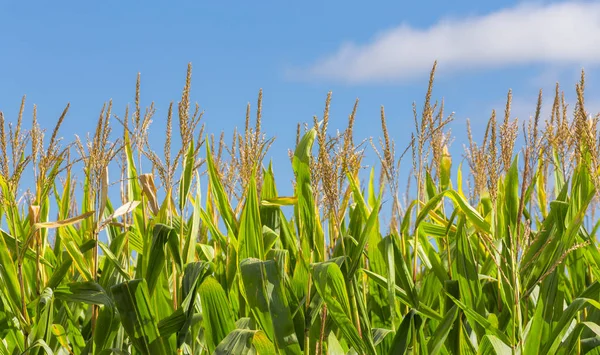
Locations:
1;0;599;198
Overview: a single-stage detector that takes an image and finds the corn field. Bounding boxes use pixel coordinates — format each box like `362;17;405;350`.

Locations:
1;63;600;354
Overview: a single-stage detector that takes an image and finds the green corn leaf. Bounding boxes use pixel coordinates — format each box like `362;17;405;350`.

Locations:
428;305;458;355
184;172;202;264
214;329;276;354
542;295;600;354
454;214;483;336
292;127;323;261
445;292;511;345
361;268;441;320
239;258;302;354
416;189;490;234
0;233;22;315
199;277;236;354
178;140;194;212
372;328;394;347
206;140;238;236
177;261;212;347
55;281;113;306
19;339;53;355
478;335;512;355
311;261;368;354
98;242;130;281
387;309;415;355
30;288;53;351
146;224;175;296
238;174;264;262
111;279;169;354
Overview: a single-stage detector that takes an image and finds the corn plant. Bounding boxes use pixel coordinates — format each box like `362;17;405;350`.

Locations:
1;63;600;354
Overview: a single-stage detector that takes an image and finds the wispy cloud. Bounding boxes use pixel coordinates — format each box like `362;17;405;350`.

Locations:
296;2;600;83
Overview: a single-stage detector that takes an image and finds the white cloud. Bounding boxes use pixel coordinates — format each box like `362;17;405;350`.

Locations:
297;2;600;83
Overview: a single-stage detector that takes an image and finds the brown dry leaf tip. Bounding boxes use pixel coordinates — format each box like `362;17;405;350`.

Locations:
210;132;226;181
371;137;386;189
31;104;39;167
374;105;399;199
500;89;518;174
139;173;159;215
522;89;543;187
544;83;561;159
92;103;106;158
7;124;13;175
117;106;131;195
411;132;417;180
430;99;443;179
15;96;25;152
340;99;360;194
179;63;192;144
137;103;155;156
242;102;251;186
423;62;437;124
381;106;393;178
465;112;493;198
245;102;251;140
231;126;238;162
486;110;499;204
10;96;30;174
311;117;322;202
46;103;70;160
0;112;8;179
533;89;542;150
347;99;358;143
255;89;262;145
102;101;113;156
192;125;206;170
562;92;577;174
123;104;129;141
135;73;141;129
254;89;265;192
217;131;225;163
465;119;481;196
316;92;332;172
164;102;173;174
575;76;600;189
223;127;239;195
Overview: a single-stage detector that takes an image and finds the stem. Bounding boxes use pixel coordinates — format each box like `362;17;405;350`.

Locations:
445;236;452;279
413;165;422;282
172;262;178;310
391;192;408;261
91;226;99;337
174;204;185;310
91;185;101;339
16;259;29;349
10;197;29;342
35;234;40;295
412;321;417;353
316;304;327;355
304;251;313;355
413;227;420;282
348;280;362;338
512;243;521;352
17;261;27;321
